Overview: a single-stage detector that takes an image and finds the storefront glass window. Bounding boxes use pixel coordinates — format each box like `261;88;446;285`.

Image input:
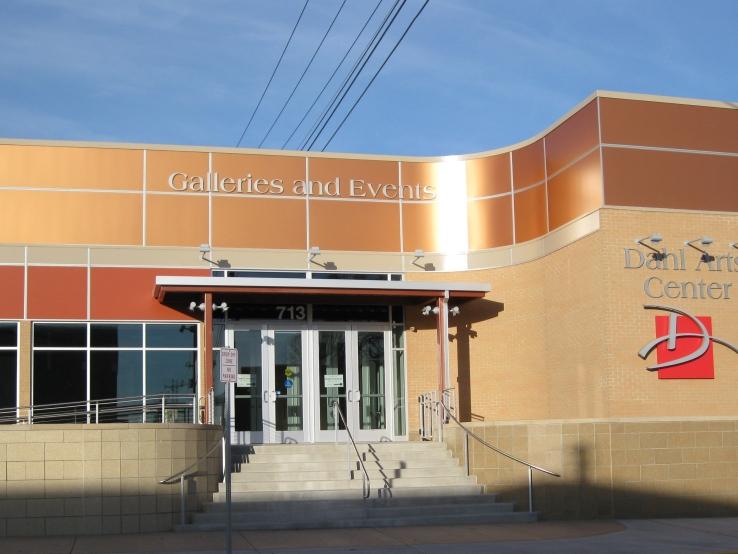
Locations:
0;323;18;412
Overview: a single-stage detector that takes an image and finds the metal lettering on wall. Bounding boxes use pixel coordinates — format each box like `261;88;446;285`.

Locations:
624;248;736;300
167;171;437;201
638;305;738;378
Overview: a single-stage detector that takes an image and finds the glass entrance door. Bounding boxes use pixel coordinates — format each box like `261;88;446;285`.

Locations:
313;325;392;442
228;326;307;444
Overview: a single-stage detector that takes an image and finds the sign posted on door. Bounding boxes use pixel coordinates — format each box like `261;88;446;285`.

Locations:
220;348;238;383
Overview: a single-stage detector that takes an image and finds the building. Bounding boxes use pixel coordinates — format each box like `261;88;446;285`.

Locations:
0;90;737;533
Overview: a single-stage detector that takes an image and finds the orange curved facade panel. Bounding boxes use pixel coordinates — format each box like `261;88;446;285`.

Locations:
309;200;400;252
547;150;602;230
213;152;306;197
603;148;738;211
310;157;398;200
0;145;141;190
545;100;599;176
512;139;545;189
91;267;207;320
146;149;209;193
514;185;548;243
0;266;24;318
600;98;738;153
467;196;513;250
0;190;141;245
401;202;439;253
212;197;306;249
146;194;208;247
27;266;86;320
466;153;511;198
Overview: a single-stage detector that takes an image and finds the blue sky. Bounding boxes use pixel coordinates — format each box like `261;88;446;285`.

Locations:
1;0;736;156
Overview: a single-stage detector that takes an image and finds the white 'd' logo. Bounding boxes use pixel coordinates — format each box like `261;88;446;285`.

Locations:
638;305;738;371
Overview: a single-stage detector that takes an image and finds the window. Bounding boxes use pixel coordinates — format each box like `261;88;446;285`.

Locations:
0;322;19;416
32;322;198;422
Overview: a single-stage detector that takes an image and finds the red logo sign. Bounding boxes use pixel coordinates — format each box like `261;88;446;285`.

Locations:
654;315;714;379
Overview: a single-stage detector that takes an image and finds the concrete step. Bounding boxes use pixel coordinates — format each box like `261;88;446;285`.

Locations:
203;493;500;513
180;510;537;531
249;442;446;453
220;474;476;493
231;465;466;483
211;484;485;502
193;500;517;526
234;458;460;474
237;450;453;465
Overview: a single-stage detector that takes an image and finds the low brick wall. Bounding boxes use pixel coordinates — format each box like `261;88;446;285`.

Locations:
0;423;222;537
444;418;738;519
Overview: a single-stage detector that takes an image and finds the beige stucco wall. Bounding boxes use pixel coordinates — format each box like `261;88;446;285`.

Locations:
0;423;221;537
445;417;738;519
406;207;738;430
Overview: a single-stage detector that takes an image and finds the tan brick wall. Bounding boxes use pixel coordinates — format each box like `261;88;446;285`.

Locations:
0;423;221;537
445;417;738;519
407;207;738;427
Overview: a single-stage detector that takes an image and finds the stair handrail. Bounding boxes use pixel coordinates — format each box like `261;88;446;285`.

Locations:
160;437;225;526
331;400;371;499
438;398;560;513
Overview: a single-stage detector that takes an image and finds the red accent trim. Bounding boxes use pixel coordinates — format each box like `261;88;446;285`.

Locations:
27;266;86;320
0;266;24;319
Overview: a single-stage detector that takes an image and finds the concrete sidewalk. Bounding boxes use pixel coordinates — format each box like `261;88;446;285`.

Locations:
0;519;737;553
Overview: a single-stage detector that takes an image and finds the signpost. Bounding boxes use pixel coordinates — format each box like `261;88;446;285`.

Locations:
220;347;237;554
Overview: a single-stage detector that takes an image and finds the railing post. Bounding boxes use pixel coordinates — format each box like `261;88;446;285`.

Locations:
161;396;166;423
333;401;338;444
95;403;99;424
180;474;186;526
29;404;33;425
528;466;533;513
192;394;197;424
463;432;470;476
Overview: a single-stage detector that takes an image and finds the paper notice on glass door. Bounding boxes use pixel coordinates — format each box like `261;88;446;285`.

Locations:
324;374;344;388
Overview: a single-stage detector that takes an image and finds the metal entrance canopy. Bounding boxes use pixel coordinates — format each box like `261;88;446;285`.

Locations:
154;276;491;303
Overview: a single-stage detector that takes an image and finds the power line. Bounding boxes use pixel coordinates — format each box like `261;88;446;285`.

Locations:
257;0;348;148
299;0;405;150
303;0;410;151
235;0;310;147
320;0;429;151
280;0;384;150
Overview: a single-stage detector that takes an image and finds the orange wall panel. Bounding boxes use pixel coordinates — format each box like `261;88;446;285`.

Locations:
27;266;86;320
91;267;207;320
212;197;306;249
0;145;142;190
309;200;400;252
514;185;548;243
466;154;511;197
512;140;544;189
600;98;738;153
0;190;142;246
0;266;24;319
603;148;738;212
547;150;602;230
310;157;398;199
213;152;305;197
402;202;439;253
545;100;599;176
146;194;208;247
146;150;209;193
468;196;513;250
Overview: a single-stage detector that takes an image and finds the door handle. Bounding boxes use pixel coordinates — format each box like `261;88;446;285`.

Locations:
270;390;277;402
263;390;269;403
355;390;361;403
347;390;353;402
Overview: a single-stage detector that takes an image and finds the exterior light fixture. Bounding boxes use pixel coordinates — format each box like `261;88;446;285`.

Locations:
685;237;715;263
189;301;206;312
449;306;460;317
421;305;440;316
635;234;665;261
730;242;738;250
213;302;229;313
411;248;435;271
198;244;230;268
308;246;336;270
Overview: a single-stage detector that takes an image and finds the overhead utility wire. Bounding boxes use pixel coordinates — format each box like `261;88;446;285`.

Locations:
280;0;384;150
298;0;404;150
320;0;429;151
235;0;310;147
257;0;348;148
303;0;409;151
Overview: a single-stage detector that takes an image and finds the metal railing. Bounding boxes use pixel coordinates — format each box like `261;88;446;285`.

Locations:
418;391;560;513
0;394;198;425
160;438;225;526
332;400;371;499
